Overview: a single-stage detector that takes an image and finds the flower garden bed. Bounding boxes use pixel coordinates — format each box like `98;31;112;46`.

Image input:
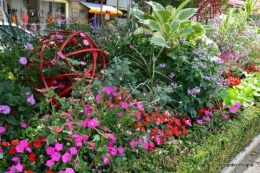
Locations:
1;0;260;172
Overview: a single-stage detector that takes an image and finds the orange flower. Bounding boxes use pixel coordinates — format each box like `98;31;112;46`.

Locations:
1;141;9;147
11;139;19;146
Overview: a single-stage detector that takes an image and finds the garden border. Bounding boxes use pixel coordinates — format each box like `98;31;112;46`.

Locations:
220;133;260;173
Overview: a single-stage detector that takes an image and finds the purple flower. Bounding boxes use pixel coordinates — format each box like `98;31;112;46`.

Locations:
121;102;128;109
46;147;55;155
57;34;63;39
51;59;57;65
102;156;110;165
109;134;117;141
65;168;75;173
15;163;23;172
69;147;77;155
159;63;166;68
87;118;99;128
45;159;55;167
229;106;237;114
80;61;87;65
51;152;61;161
19;57;27;65
169;72;175;78
26;43;34;50
0;105;11;114
62;152;71;163
196;119;203;124
0;126;5;134
57;51;65;59
26;95;35;105
117;146;124;155
184;120;192;127
204;110;212;116
20;122;27;129
118;112;124;117
171;82;177;87
55;143;63;151
155;136;161;145
107;147;117;156
129;140;137;147
203;116;211;122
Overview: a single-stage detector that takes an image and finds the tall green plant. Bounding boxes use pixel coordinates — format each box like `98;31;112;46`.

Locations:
133;0;206;48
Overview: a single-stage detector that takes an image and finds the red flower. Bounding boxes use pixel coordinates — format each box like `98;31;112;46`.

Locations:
1;141;9;147
198;108;204;116
9;147;16;155
28;153;36;162
173;126;181;137
228;76;241;87
12;110;17;115
33;139;41;148
173;118;182;126
164;129;173;137
181;126;188;135
70;38;78;45
46;171;54;173
25;170;33;173
11;139;19;146
150;129;158;137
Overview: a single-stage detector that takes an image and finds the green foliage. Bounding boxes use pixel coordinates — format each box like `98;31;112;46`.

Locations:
133;0;206;48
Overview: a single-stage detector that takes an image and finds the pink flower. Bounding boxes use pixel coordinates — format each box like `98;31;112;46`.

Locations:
19;140;28;148
118;146;124;154
184;120;192;127
26;95;35;105
0;105;11;114
80;32;86;37
107;147;117;156
45;159;55;167
15;145;25;153
15;163;23;172
136;112;141;120
46;147;55;155
155;136;161;145
196;119;203;124
65;168;75;173
118;112;124;117
96;92;101;104
83;39;89;46
69;147;77;155
121;102;128;109
72;134;83;147
57;51;65;59
85;104;91;111
107;140;114;147
136;102;144;111
129;140;137;147
19;57;27;65
203;116;211;122
26;43;34;50
55;143;63;151
229;106;237;114
26;147;32;153
235;102;242;108
87;118;99;128
0;126;5;134
11;157;20;163
57;34;63;39
204;110;212;116
102;156;110;165
109;134;117;141
20;122;27;129
222;114;229;119
51;152;61;162
62;152;71;163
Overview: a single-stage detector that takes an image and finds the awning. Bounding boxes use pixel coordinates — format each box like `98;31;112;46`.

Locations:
80;2;123;16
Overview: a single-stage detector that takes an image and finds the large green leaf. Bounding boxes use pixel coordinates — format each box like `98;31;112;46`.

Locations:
163;23;171;35
175;8;197;20
179;27;194;35
150;35;170;48
170;20;180;33
143;19;162;33
173;0;191;19
157;10;172;23
133;9;147;22
180;20;192;28
146;1;165;11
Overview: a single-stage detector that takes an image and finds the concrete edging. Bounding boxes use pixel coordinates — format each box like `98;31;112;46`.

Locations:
220;134;260;173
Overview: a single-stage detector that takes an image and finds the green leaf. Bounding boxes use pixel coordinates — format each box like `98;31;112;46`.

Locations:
170;20;180;33
66;58;80;66
47;134;56;144
163;23;171;35
5;116;19;125
180;20;192;28
133;9;147;22
93;134;100;142
179;27;194;35
150;35;170;48
145;1;165;11
157;10;172;23
78;157;88;167
173;0;191;19
143;20;162;33
175;8;197;20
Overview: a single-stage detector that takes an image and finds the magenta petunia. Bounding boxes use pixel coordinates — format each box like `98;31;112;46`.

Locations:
46;147;55;155
65;168;75;173
0;126;5;134
45;159;55;167
222;114;229;119
121;102;128;109
19;140;29;148
229;106;237;114
155;136;161;145
107;147;117;156
203;116;211;122
15;163;23;172
51;152;61;162
117;146;124;155
20;122;27;129
0;105;11;114
102;156;110;165
129;140;137;147
196;119;203;124
55;143;63;152
96;92;101;104
69;147;78;155
15;145;25;153
87;118;99;128
234;102;242;108
26;95;35;105
57;51;65;59
118;112;124;117
62;152;71;163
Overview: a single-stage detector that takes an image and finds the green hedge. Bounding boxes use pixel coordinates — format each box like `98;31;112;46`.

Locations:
176;106;260;173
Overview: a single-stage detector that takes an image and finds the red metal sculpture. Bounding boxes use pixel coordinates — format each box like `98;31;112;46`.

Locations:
25;30;108;101
197;0;224;22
